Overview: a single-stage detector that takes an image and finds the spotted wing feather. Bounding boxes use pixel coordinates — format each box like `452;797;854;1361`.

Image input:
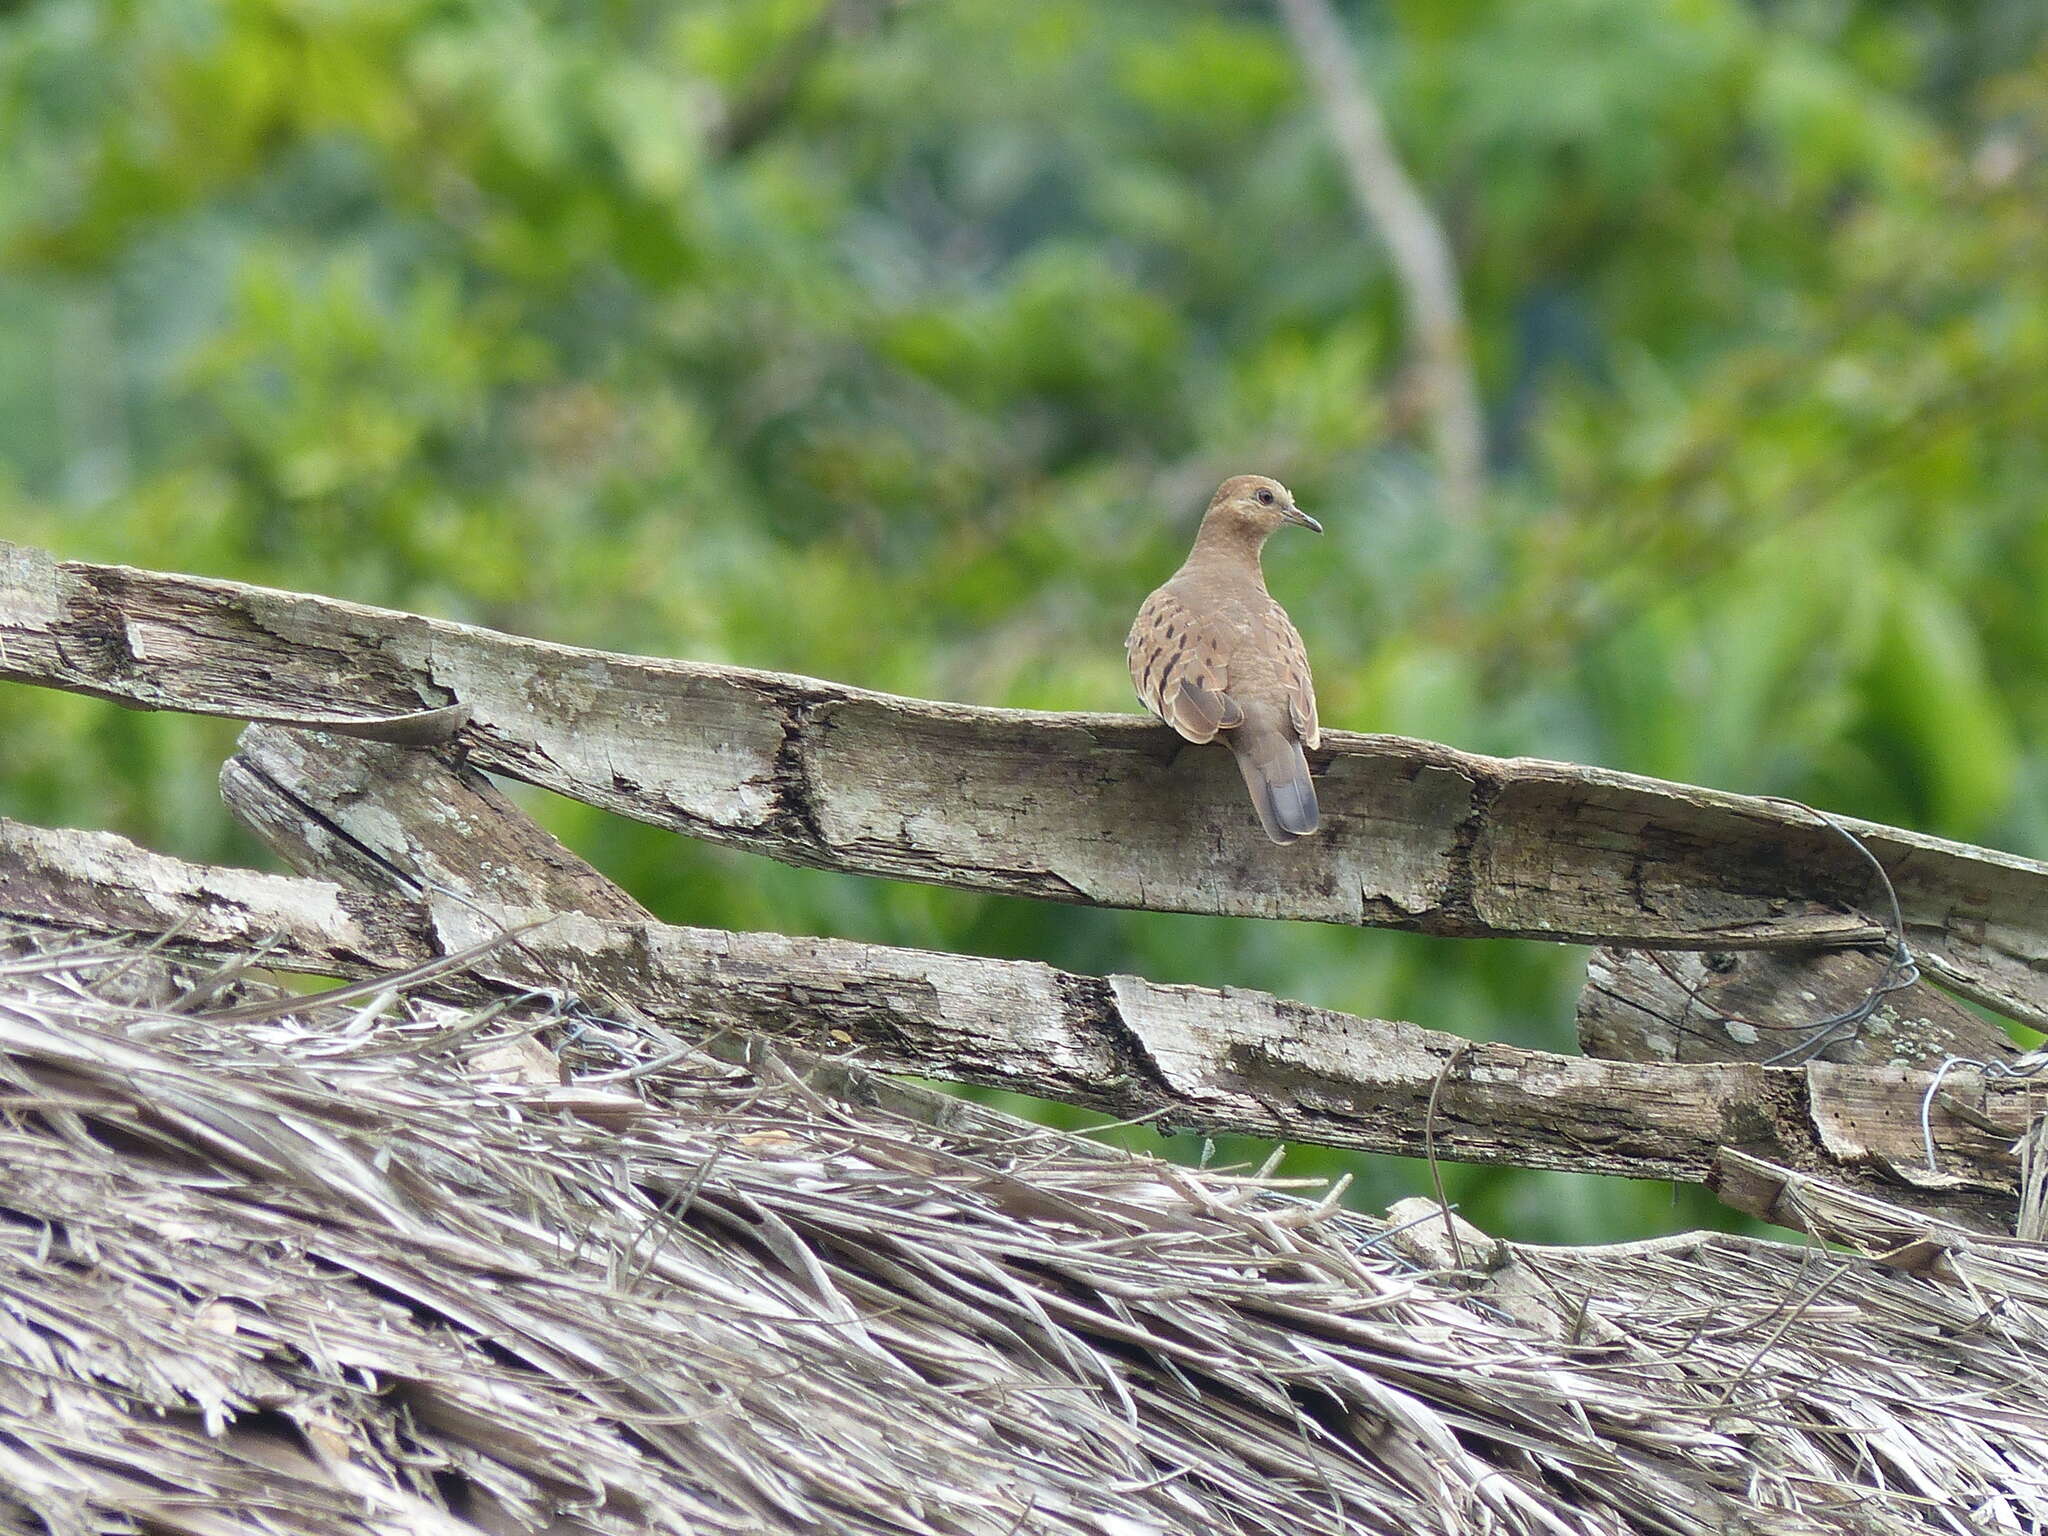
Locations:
1127;590;1241;744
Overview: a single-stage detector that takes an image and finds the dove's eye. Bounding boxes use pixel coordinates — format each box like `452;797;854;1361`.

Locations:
1255;489;1276;506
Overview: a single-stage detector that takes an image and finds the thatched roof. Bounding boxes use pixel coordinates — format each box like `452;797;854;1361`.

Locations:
1;919;2044;1536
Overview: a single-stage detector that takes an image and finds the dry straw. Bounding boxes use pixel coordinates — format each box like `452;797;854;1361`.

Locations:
1;920;2043;1535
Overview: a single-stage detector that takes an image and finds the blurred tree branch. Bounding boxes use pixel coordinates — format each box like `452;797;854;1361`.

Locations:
711;0;876;159
1272;0;1483;521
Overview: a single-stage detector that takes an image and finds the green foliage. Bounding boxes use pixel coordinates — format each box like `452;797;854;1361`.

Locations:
3;0;2045;1243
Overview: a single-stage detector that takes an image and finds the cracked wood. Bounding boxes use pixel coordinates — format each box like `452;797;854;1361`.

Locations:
6;541;2048;1027
0;811;2030;1226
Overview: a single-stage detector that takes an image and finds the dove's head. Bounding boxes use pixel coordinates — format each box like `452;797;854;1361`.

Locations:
1201;474;1321;545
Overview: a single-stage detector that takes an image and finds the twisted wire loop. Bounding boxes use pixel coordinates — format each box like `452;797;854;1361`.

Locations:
1738;798;2048;1174
1618;795;2048;1178
1625;797;1926;1070
1750;797;1921;1068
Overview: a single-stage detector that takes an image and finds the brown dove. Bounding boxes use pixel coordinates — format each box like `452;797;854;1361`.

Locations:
1127;474;1323;844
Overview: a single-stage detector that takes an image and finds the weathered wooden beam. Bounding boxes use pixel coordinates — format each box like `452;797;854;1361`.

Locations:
220;723;659;926
225;725;2035;1238
219;723;1072;1146
1579;945;2017;1069
229;723;2042;1248
6;540;2048;1026
0;812;2032;1226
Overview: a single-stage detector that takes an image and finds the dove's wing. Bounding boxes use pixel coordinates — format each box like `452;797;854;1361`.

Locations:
1264;600;1319;750
1127;588;1244;743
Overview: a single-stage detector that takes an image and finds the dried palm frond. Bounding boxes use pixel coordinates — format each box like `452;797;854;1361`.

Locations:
0;921;2041;1535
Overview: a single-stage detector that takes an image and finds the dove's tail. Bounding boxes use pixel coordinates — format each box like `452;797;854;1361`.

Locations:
1230;726;1319;845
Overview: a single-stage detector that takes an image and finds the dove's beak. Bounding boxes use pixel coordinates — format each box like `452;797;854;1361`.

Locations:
1285;507;1323;533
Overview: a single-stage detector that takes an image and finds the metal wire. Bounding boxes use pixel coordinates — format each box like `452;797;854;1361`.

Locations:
1744;797;1922;1068
1920;1051;2048;1172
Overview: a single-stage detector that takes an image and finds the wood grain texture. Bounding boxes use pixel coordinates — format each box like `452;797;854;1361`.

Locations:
220;723;659;926
0;811;2032;1227
8;540;2048;1026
